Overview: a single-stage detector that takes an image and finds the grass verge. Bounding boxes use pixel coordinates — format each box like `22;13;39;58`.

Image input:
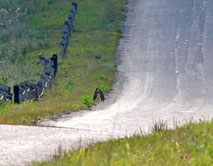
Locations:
32;121;213;166
0;0;128;125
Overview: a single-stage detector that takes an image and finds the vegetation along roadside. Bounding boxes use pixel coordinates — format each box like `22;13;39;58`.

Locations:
0;0;128;125
32;121;213;166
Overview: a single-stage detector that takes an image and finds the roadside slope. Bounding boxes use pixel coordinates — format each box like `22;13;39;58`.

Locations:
0;0;127;125
33;121;213;166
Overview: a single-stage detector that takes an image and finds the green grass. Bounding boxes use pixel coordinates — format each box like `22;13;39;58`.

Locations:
0;0;128;125
32;121;213;166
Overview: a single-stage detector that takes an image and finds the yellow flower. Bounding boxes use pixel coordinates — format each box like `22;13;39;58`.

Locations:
126;143;130;151
146;156;154;163
131;154;137;161
176;142;180;148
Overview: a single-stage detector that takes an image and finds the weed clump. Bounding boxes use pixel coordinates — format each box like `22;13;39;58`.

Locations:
80;95;93;108
151;120;168;134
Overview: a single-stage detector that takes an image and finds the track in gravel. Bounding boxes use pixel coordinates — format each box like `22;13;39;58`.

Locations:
1;0;213;165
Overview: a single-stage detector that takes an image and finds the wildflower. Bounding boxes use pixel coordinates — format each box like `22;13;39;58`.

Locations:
146;156;154;163
181;154;189;159
175;142;180;148
125;143;130;150
16;8;21;12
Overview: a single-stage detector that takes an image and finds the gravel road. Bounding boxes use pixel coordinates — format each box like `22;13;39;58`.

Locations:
1;0;213;165
53;0;213;131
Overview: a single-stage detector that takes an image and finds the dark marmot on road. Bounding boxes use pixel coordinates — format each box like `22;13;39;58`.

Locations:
93;88;105;101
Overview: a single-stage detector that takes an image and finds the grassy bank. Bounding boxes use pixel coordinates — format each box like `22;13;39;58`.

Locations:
0;0;128;124
33;121;213;166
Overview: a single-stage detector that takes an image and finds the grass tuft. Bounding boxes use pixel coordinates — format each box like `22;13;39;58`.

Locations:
151;120;168;134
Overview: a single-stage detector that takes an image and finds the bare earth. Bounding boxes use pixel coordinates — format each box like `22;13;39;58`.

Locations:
1;0;213;165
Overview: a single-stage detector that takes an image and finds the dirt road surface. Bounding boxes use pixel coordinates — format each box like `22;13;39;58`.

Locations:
1;0;213;165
